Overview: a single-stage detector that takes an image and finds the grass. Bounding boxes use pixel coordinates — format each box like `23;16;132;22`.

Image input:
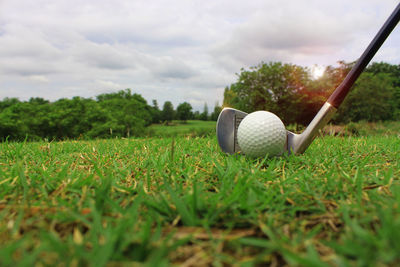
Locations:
343;120;400;136
0;122;399;266
147;120;216;137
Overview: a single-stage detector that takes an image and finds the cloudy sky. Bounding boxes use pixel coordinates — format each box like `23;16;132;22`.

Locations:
0;0;399;111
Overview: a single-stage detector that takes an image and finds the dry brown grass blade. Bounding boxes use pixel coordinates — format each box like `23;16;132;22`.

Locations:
0;204;91;215
362;184;382;190
168;226;258;241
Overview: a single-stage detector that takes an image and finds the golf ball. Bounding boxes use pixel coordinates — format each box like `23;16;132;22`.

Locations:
237;111;286;158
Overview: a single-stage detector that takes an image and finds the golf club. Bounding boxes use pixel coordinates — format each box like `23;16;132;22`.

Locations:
217;3;400;156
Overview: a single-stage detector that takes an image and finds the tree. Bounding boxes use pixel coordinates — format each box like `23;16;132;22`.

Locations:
0;97;20;112
162;101;174;124
49;97;88;139
0;89;154;140
26;97;53;139
150;100;161;123
366;62;400;117
223;62;310;124
0;103;27;140
366;62;400;87
83;99;110;139
334;72;396;122
210;102;222;121
176;102;193;123
96;90;151;137
200;103;209;121
223;86;235;108
193;111;201;120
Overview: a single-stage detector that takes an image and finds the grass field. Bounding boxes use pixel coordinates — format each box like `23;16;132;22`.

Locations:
147;120;216;137
0;122;399;266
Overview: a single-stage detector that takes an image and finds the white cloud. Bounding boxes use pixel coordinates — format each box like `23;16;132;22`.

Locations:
211;0;399;70
27;75;49;83
94;80;122;90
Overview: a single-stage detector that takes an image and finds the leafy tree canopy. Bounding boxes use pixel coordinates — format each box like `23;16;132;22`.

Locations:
176;102;193;122
223;61;400;125
161;101;174;123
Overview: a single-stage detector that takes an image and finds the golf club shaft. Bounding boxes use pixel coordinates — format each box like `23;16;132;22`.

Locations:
327;3;400;108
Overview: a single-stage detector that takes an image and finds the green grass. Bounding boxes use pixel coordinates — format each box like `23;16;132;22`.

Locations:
147;120;216;137
0;127;399;266
344;120;400;136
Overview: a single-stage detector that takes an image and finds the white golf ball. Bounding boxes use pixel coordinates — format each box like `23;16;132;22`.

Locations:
237;111;286;158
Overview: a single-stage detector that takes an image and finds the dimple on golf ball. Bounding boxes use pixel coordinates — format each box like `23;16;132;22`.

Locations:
237;111;286;158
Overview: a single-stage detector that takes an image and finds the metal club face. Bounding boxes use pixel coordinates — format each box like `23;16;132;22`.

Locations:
216;108;248;154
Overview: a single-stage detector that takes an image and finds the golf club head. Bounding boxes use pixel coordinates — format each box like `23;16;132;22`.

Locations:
216;103;337;156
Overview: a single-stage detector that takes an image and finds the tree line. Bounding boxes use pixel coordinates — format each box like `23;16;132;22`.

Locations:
1;61;398;141
223;61;400;125
0;89;222;141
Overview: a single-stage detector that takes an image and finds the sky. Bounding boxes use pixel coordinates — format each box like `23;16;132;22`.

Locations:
0;0;399;111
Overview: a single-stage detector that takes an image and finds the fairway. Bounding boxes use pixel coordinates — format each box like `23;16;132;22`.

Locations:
0;131;399;266
148;120;216;137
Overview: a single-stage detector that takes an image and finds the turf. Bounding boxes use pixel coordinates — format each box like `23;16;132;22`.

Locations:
0;132;399;266
147;120;216;137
